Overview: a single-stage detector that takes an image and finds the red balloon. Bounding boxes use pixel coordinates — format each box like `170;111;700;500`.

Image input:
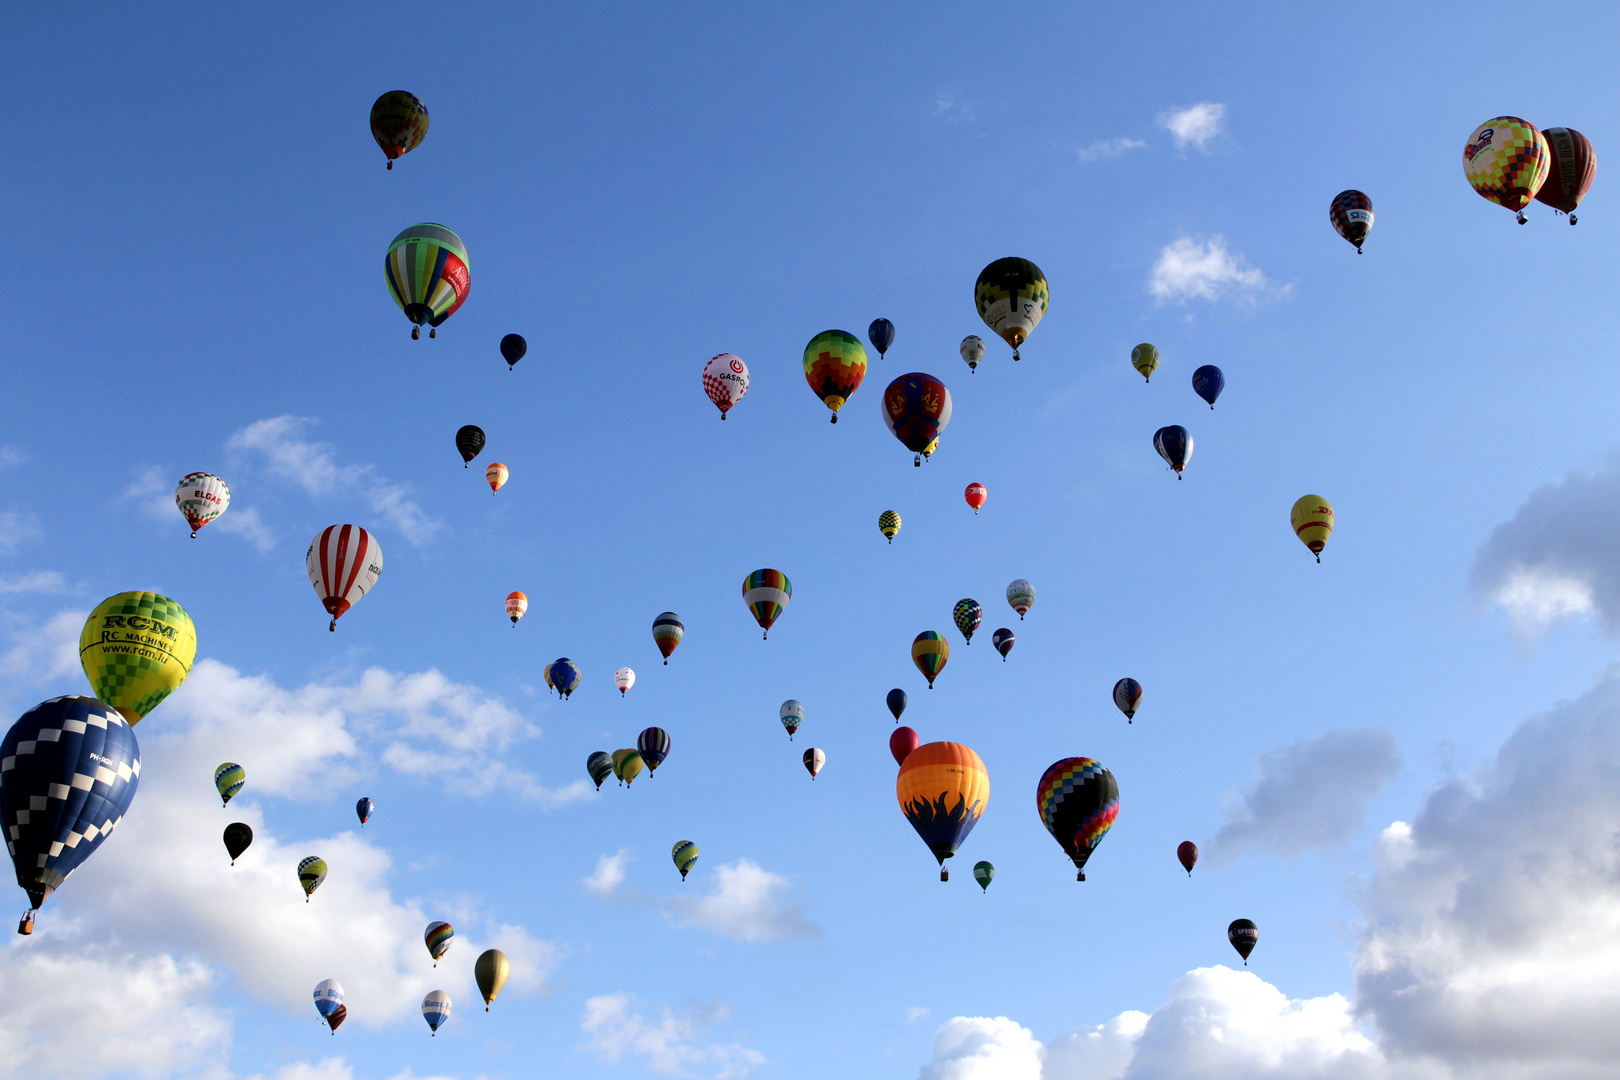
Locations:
1535;127;1596;220
889;726;919;766
964;483;987;514
1177;840;1198;876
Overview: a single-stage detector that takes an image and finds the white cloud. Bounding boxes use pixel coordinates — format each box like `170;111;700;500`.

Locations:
0;571;65;594
921;1016;1045;1080
1470;454;1620;636
587;852;818;942
213;505;276;551
227;417;440;545
0;607;86;689
585;849;630;895
582;994;764;1078
1149;236;1284;305
123;465;275;551
1076;138;1147;162
1156;102;1226;152
0;509;42;553
1212;728;1400;860
909;1007;932;1023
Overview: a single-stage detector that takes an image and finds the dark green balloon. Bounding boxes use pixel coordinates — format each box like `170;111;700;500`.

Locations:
973;860;994;891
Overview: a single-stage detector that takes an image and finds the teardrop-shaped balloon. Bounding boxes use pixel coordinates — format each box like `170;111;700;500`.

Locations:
422;990;451;1034
306;525;383;631
911;631;949;688
1535;127;1597;222
637;727;671;773
424;920;454;964
545;658;581;699
1291;495;1335;562
803;331;867;422
672;840;699;880
80;592;197;722
1228;919;1258;964
743;570;791;639
973;860;995;892
868;318;895;359
881;372;953;460
223;822;252;864
878;510;902;543
1112;678;1142;722
611;748;644;786
889;726;919;766
992;628;1014;660
952;599;982;644
175;472;230;537
1329;190;1374;252
475;949;509;1010
1006;580;1035;620
960;335;984;373
314;978;345;1026
1131;343;1158;382
1036;757;1118;881
385;223;469;337
975;258;1048;360
215;762;245;806
1192;365;1224;409
355;797;374;826
614;668;635;696
587;751;614;790
455;425;485;466
803;747;826;779
652;612;685;663
1463;117;1550;220
505;591;528;625
298;856;328;901
370;91;428;168
484;462;508;494
779;699;803;739
500;334;526;368
1177;841;1198;876
1153;426;1193;476
703;353;749;418
964;483;987;514
897;742;989;880
886;688;907;722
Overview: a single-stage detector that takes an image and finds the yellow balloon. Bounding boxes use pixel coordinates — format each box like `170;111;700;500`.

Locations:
78;592;196;723
611;748;644;786
475;948;510;1010
1131;343;1159;382
1290;495;1334;562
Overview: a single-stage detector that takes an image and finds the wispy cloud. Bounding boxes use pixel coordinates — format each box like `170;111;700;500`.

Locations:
1157;102;1227;153
0;571;66;595
0;510;42;554
585;849;631;895
1149;236;1285;305
0;446;25;470
582;994;764;1078
212;506;275;551
586;854;818;942
932;90;976;124
1077;137;1147;162
228;416;441;545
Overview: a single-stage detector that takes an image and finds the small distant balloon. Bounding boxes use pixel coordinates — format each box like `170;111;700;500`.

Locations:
298;856;328;902
546;658;581;699
1006;579;1035;620
889;726;919;766
1329;189;1374;252
215;763;246;806
952;599;982;645
702;353;749;418
455;425;485;467
886;688;908;722
964;483;987;514
992;628;1014;660
1290;495;1334;562
1153;426;1192;477
587;751;614;790
672;840;699;881
868;318;895;359
1228;919;1258;965
1177;841;1198;876
1112;678;1142;722
879;510;901;543
612;748;644;786
742;569;791;639
652;612;685;664
912;631;949;689
780;699;803;740
637;726;671;773
505;591;528;625
803;747;826;779
422;990;451;1035
369;91;428;169
614;668;635;696
500;334;527;368
484;462;508;494
973;860;995;892
355;797;374;826
960;335;984;373
803;330;867;423
223;822;252;865
1192;365;1224;409
424;920;454;965
1131;344;1159;382
175;472;230;537
475;949;510;1010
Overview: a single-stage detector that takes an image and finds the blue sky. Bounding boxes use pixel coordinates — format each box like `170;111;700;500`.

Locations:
6;5;1620;1079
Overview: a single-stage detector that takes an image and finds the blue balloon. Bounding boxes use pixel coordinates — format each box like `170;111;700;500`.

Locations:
868;318;895;358
886;688;908;722
1192;365;1225;409
1153;425;1193;477
355;797;375;826
0;696;140;911
546;658;581;699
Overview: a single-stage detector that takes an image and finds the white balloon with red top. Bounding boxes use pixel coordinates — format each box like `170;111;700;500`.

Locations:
307;525;383;631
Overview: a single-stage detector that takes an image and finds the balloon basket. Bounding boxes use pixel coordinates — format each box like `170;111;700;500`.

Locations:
429;328;437;338
1076;870;1086;881
412;327;420;339
387;161;393;170
17;911;34;936
940;868;948;882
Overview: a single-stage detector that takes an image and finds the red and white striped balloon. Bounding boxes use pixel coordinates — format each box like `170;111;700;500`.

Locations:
306;525;384;631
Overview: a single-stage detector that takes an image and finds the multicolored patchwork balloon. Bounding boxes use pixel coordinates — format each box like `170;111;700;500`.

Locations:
974;257;1047;360
882;372;953;465
1290;495;1334;562
1463;117;1550;222
802;330;867;423
370;91;428;169
175;472;230;537
1036;757;1118;881
911;631;949;688
652;612;684;663
742;569;791;639
307;525;382;631
385;223;469;338
672;840;699;880
79;592;196;724
897;741;989;880
1329;189;1374;252
952;599;982;645
702;353;749;419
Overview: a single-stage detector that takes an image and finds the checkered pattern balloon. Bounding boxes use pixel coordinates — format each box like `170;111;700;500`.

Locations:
1463;117;1549;213
1329;190;1374;251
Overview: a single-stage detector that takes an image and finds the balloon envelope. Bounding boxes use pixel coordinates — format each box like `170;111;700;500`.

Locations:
878;510;901;543
314;978;345;1018
637;727;671;772
992;628;1014;659
1192;365;1225;408
1131;344;1158;382
175;472;230;536
702;353;749;417
911;631;949;688
587;751;614;790
742;570;791;638
370;91;428;165
505;591;528;624
886;688;908;722
964;483;987;513
425;920;454;963
385;223;470;333
223;822;252;864
802;331;867;421
803;747;826;778
889;726;919;766
455;425;485;466
960;335;984;372
1536;127;1597;216
652;612;685;662
500;334;527;366
422;990;451;1034
355;797;374;825
779;699;803;739
612;748;644;786
868;318;895;358
298;856;328;899
672;840;699;880
1153;426;1193;475
1006;580;1035;620
215;762;245;805
1229;919;1258;963
1290;495;1335;562
0;697;140;910
1177;841;1198;876
1113;678;1142;721
545;658;581;699
881;372;953;457
953;599;982;644
614;668;635;696
1036;758;1119;880
307;525;383;631
1329;190;1374;251
79;592;196;722
975;258;1048;357
897;742;989;877
1464;117;1550;214
484;462;508;493
973;860;995;891
475;949;510;1009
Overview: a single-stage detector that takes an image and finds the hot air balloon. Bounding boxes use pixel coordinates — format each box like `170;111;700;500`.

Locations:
742;569;791;639
889;726;919;766
307;525;383;631
780;699;803;740
424;920;454;965
960;335;984;373
215;762;245;806
370;91;428;169
1131;344;1159;382
652;612;684;664
1192;365;1224;409
992;628;1013;660
298;856;327;901
587;751;614;790
881;372;953;466
897;741;989;880
1464;117;1550;223
1113;678;1142;722
0;697;139;920
803;747;826;779
175;473;230;537
672;840;699;881
1536;127;1597;223
355;797;374;826
1329;190;1374;252
500;334;526;369
614;668;635;696
484;462;508;494
79;592;196;723
1006;580;1034;620
912;631;949;688
1153;425;1192;477
505;592;528;626
1177;841;1198;876
975;258;1048;360
803;330;867;422
476;949;509;1010
223;822;252;865
879;510;901;543
612;748;644;786
422;990;451;1035
545;658;580;699
1290;495;1334;563
964;483;987;514
886;688;907;722
953;599;982;645
314;979;345;1033
1037;757;1118;881
868;318;895;359
455;425;485;467
637;727;671;773
973;861;995;892
702;353;749;419
1228;919;1258;964
385;223;469;338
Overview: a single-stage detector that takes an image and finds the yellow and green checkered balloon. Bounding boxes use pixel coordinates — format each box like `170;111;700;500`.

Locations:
79;592;196;724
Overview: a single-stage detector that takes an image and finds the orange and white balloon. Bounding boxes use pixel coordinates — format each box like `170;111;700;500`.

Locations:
175;472;230;537
964;483;987;514
505;591;528;625
306;525;383;631
484;463;508;494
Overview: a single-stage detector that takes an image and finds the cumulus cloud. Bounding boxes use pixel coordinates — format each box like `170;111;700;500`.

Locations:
213;506;276;551
227;417;440;545
1149;236;1284;305
921;1016;1046;1080
123;465;276;550
585;849;630;895
0;509;42;553
1470;454;1620;636
0;606;86;688
582;994;764;1078
586;853;817;942
1157;102;1226;152
1076;138;1147;162
1212;728;1400;860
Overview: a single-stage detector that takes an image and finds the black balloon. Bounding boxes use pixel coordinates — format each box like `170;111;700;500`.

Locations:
1228;918;1258;964
500;334;527;368
886;688;908;722
223;822;253;865
455;425;486;467
868;318;895;359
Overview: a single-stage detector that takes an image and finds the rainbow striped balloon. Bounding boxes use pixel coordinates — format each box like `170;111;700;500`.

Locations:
911;631;949;688
424;920;454;965
742;569;791;639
